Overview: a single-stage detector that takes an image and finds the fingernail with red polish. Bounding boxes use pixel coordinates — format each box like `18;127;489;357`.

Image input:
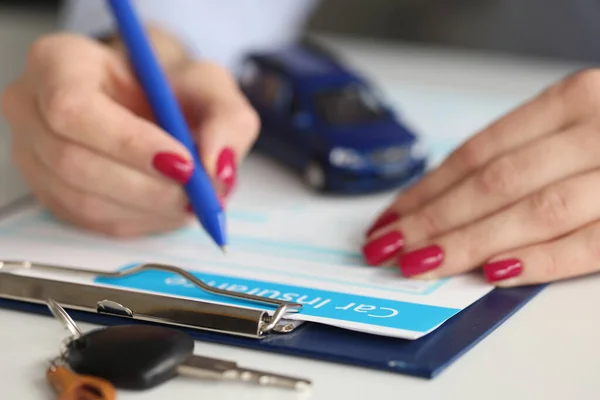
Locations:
153;152;194;184
366;211;400;236
398;245;444;277
362;231;404;265
216;147;236;198
483;258;523;283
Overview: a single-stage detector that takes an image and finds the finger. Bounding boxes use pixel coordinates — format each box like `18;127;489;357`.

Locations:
14;137;190;237
385;168;600;278
36;87;195;181
27;35;193;181
31;120;190;217
481;219;600;287
173;62;260;196
47;193;190;238
367;74;588;231
386;122;600;246
49;195;190;238
14;90;190;217
26;33;154;121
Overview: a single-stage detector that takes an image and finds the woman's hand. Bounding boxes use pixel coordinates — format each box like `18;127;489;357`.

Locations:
1;31;259;237
362;69;600;287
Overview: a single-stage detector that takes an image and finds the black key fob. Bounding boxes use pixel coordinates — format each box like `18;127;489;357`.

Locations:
66;325;194;390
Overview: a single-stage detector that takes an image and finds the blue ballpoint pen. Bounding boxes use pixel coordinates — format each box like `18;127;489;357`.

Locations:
106;0;227;250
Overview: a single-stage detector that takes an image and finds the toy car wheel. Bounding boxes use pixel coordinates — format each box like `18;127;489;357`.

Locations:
303;161;326;191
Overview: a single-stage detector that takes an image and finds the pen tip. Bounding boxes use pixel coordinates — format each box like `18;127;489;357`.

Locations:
220;245;227;254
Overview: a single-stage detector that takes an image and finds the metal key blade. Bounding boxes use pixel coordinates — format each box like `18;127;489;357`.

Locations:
178;355;311;390
46;298;82;338
222;366;312;390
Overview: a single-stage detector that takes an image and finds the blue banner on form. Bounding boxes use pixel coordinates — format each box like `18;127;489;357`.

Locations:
95;265;460;334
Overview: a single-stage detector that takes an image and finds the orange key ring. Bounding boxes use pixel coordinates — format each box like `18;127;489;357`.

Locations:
47;361;116;400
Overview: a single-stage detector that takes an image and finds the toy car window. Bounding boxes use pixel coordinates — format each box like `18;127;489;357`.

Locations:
314;84;386;125
252;70;284;108
239;60;259;87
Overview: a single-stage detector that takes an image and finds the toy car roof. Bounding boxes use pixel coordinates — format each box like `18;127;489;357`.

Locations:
246;44;361;85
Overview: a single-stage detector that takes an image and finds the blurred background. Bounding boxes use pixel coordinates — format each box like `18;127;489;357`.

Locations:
2;0;600;63
310;0;600;64
0;0;593;207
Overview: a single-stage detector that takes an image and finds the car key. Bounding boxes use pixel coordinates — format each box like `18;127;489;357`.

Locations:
64;324;312;391
45;299;116;400
45;298;311;391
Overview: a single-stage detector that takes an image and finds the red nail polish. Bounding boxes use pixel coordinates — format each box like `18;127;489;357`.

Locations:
483;259;523;283
362;231;404;265
398;245;444;277
216;147;236;198
152;152;193;184
366;211;400;236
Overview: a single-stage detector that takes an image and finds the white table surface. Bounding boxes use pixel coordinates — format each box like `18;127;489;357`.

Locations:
2;7;600;400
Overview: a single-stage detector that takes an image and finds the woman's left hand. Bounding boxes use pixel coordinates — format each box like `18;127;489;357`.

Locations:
362;69;600;287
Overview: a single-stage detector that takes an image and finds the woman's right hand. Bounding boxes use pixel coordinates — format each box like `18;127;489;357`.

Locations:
1;32;259;237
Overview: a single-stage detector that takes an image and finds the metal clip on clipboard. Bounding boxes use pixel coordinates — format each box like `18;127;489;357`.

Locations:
0;260;303;339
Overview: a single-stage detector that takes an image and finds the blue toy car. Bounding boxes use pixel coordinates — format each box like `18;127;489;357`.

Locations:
239;42;428;194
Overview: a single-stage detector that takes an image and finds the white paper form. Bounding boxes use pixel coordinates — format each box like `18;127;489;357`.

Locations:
0;84;517;340
0;156;493;340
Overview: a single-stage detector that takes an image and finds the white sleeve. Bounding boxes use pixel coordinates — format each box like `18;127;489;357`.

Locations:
59;0;200;54
58;0;319;73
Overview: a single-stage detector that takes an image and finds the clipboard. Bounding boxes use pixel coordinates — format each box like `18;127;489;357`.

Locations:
0;260;545;379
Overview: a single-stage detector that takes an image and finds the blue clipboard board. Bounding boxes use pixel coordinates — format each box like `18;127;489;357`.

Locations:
0;272;545;379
